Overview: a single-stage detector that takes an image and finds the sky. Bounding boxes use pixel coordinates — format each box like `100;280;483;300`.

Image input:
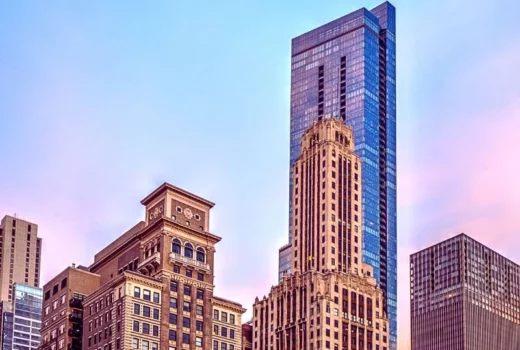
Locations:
1;0;520;349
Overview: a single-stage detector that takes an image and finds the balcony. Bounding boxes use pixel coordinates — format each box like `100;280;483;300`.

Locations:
138;252;161;274
68;313;82;323
68;328;82;338
169;253;209;271
69;297;83;309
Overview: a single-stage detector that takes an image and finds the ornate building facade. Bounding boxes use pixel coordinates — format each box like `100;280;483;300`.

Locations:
254;118;389;350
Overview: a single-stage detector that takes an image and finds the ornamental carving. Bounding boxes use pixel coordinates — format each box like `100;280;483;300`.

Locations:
148;200;165;224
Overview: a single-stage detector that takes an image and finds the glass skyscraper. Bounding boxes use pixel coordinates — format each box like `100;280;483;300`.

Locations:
0;284;42;350
281;2;397;348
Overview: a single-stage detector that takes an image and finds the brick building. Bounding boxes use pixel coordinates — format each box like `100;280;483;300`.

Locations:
40;183;244;350
211;296;246;350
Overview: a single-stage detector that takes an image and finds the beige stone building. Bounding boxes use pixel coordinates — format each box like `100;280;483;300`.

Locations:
40;265;101;350
252;118;389;350
0;215;42;301
40;183;245;350
211;296;246;350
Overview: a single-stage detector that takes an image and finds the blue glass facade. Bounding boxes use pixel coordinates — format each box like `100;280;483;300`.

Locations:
12;284;42;350
283;2;397;348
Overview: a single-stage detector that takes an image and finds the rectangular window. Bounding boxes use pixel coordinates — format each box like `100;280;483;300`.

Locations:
133;321;139;332
196;289;204;300
221;343;227;350
153;325;159;337
213;341;219;350
134;287;141;298
132;338;139;349
134;304;140;315
183;301;191;312
186;269;192;278
143;306;151;317
230;329;235;339
170;281;178;292
184;285;191;296
143;289;151;301
142;323;150;334
169;330;177;341
230;314;235;324
197;273;204;282
214;325;219;335
152;344;158;350
142;340;149;350
173;265;180;273
196;320;203;331
182;333;190;344
153;292;160;303
188;302;200;317
183;317;190;328
221;327;227;337
153;308;159;319
196;337;202;347
170;298;178;309
169;313;177;324
213;310;219;320
222;312;228;323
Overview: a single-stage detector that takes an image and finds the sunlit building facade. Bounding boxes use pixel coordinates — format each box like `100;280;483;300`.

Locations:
410;233;520;349
283;3;397;347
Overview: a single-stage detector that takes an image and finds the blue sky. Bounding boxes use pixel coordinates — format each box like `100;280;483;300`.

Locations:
2;1;520;348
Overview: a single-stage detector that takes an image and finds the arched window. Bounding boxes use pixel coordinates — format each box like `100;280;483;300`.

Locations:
196;247;206;263
184;243;193;258
172;239;181;254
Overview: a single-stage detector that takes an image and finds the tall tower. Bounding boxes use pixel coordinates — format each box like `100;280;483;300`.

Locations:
0;215;42;302
254;118;389;350
282;3;397;347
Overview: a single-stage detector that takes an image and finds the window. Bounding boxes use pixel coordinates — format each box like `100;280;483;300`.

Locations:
153;325;159;336
169;330;177;341
142;340;149;350
221;343;227;350
132;338;139;349
134;287;141;298
186;269;192;278
173;265;180;273
230;329;235;339
170;298;178;309
196;248;205;262
142;323;150;334
143;306;150;317
153;308;159;319
134;304;141;315
214;325;219;335
152;344;158;350
196;337;203;347
133;321;139;332
196;305;203;316
229;314;235;324
172;239;181;254
197;273;204;282
143;289;151;301
184;243;193;258
61;294;66;304
196;320;203;331
221;327;228;337
213;341;219;350
183;317;190;328
153;292;160;303
196;289;204;300
169;313;177;324
170;281;178;292
53;284;59;294
222;312;228;323
183;301;191;312
182;333;190;344
184;285;191;296
214;310;219;320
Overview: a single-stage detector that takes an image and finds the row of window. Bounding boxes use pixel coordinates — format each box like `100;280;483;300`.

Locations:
168;331;203;346
170;282;204;299
132;321;159;336
168;314;204;331
171;239;206;262
132;339;158;350
169;298;204;315
133;287;160;303
213;310;235;324
213;325;236;339
172;266;205;281
133;304;160;319
213;341;236;350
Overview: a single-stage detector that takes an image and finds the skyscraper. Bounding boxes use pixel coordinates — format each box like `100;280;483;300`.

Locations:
410;233;520;349
0;215;42;302
253;118;389;350
281;3;397;347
